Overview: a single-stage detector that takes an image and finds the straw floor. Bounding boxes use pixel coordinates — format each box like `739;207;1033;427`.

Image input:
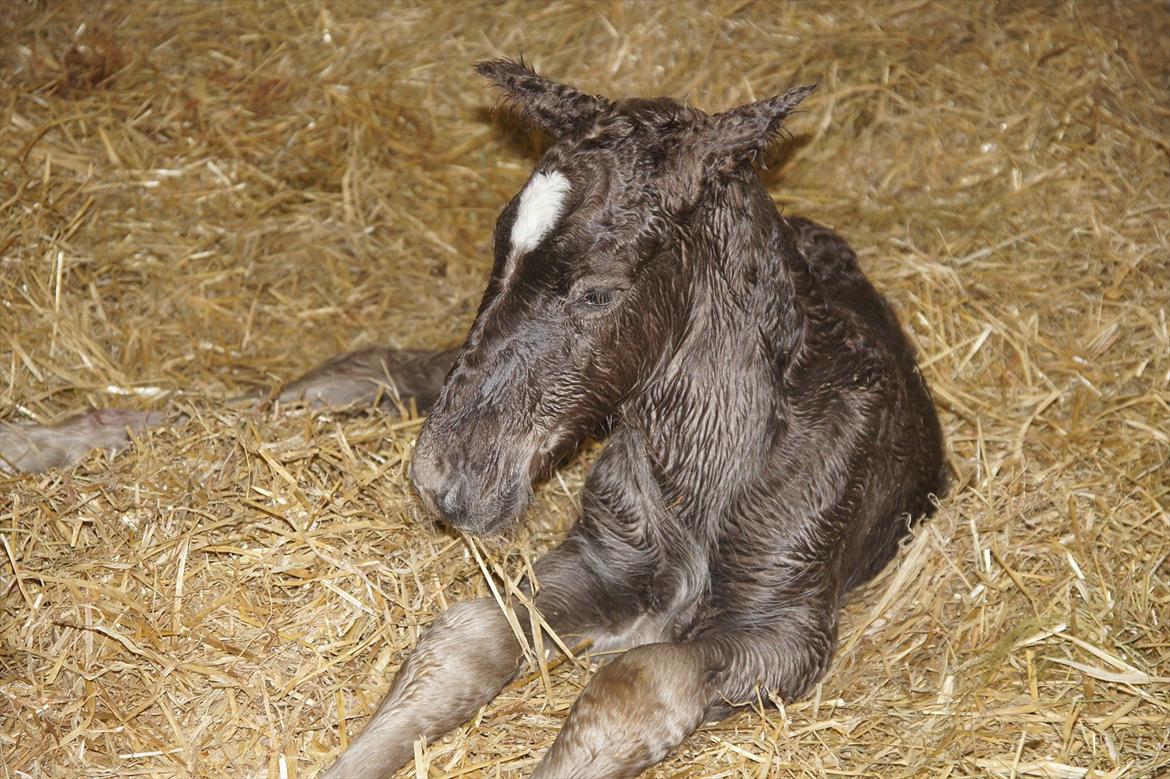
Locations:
2;1;1167;777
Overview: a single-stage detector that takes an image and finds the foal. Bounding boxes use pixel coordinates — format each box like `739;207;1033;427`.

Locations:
0;59;946;778
322;61;947;778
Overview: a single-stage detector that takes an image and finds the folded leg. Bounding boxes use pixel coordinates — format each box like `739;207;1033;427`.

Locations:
532;604;838;779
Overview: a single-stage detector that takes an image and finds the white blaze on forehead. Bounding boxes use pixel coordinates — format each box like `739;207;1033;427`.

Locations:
509;170;571;259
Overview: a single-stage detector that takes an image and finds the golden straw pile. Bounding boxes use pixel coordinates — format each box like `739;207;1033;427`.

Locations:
2;2;1167;777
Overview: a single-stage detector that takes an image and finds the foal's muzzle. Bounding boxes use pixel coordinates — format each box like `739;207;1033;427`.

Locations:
410;445;528;535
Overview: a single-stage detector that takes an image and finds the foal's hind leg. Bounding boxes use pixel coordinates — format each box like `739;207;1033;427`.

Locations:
278;346;459;409
0;409;167;474
0;347;458;474
322;539;652;779
533;606;838;779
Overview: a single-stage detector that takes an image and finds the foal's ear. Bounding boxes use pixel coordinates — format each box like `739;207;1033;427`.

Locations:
475;59;611;139
709;84;817;164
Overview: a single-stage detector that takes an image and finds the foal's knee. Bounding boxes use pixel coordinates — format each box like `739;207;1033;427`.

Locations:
585;643;713;719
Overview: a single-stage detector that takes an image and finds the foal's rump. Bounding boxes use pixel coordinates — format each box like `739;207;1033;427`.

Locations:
785;215;909;345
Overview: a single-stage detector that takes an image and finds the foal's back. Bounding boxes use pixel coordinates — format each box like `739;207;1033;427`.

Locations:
783;214;948;590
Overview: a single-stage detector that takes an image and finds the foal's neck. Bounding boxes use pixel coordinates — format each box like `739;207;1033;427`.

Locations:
625;175;799;519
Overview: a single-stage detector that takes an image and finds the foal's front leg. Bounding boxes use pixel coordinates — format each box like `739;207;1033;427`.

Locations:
321;598;522;778
533;615;837;779
322;541;645;779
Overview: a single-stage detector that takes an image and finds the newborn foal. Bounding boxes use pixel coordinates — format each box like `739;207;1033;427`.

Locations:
0;59;946;779
323;61;947;778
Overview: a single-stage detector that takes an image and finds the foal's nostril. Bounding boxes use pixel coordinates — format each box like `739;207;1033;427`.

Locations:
420;475;469;525
432;471;476;523
440;485;462;516
410;437;530;532
410;450;470;523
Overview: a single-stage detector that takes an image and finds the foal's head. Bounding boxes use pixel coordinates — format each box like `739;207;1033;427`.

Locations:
411;60;813;533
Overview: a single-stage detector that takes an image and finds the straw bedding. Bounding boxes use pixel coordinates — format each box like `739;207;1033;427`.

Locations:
1;1;1167;777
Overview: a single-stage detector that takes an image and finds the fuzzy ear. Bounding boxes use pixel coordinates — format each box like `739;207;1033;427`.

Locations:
475;58;611;138
709;84;817;164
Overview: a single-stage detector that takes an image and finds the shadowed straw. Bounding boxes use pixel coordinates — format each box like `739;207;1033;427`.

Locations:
2;1;1168;777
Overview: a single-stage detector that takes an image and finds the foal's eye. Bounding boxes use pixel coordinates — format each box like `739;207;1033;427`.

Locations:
577;288;617;310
